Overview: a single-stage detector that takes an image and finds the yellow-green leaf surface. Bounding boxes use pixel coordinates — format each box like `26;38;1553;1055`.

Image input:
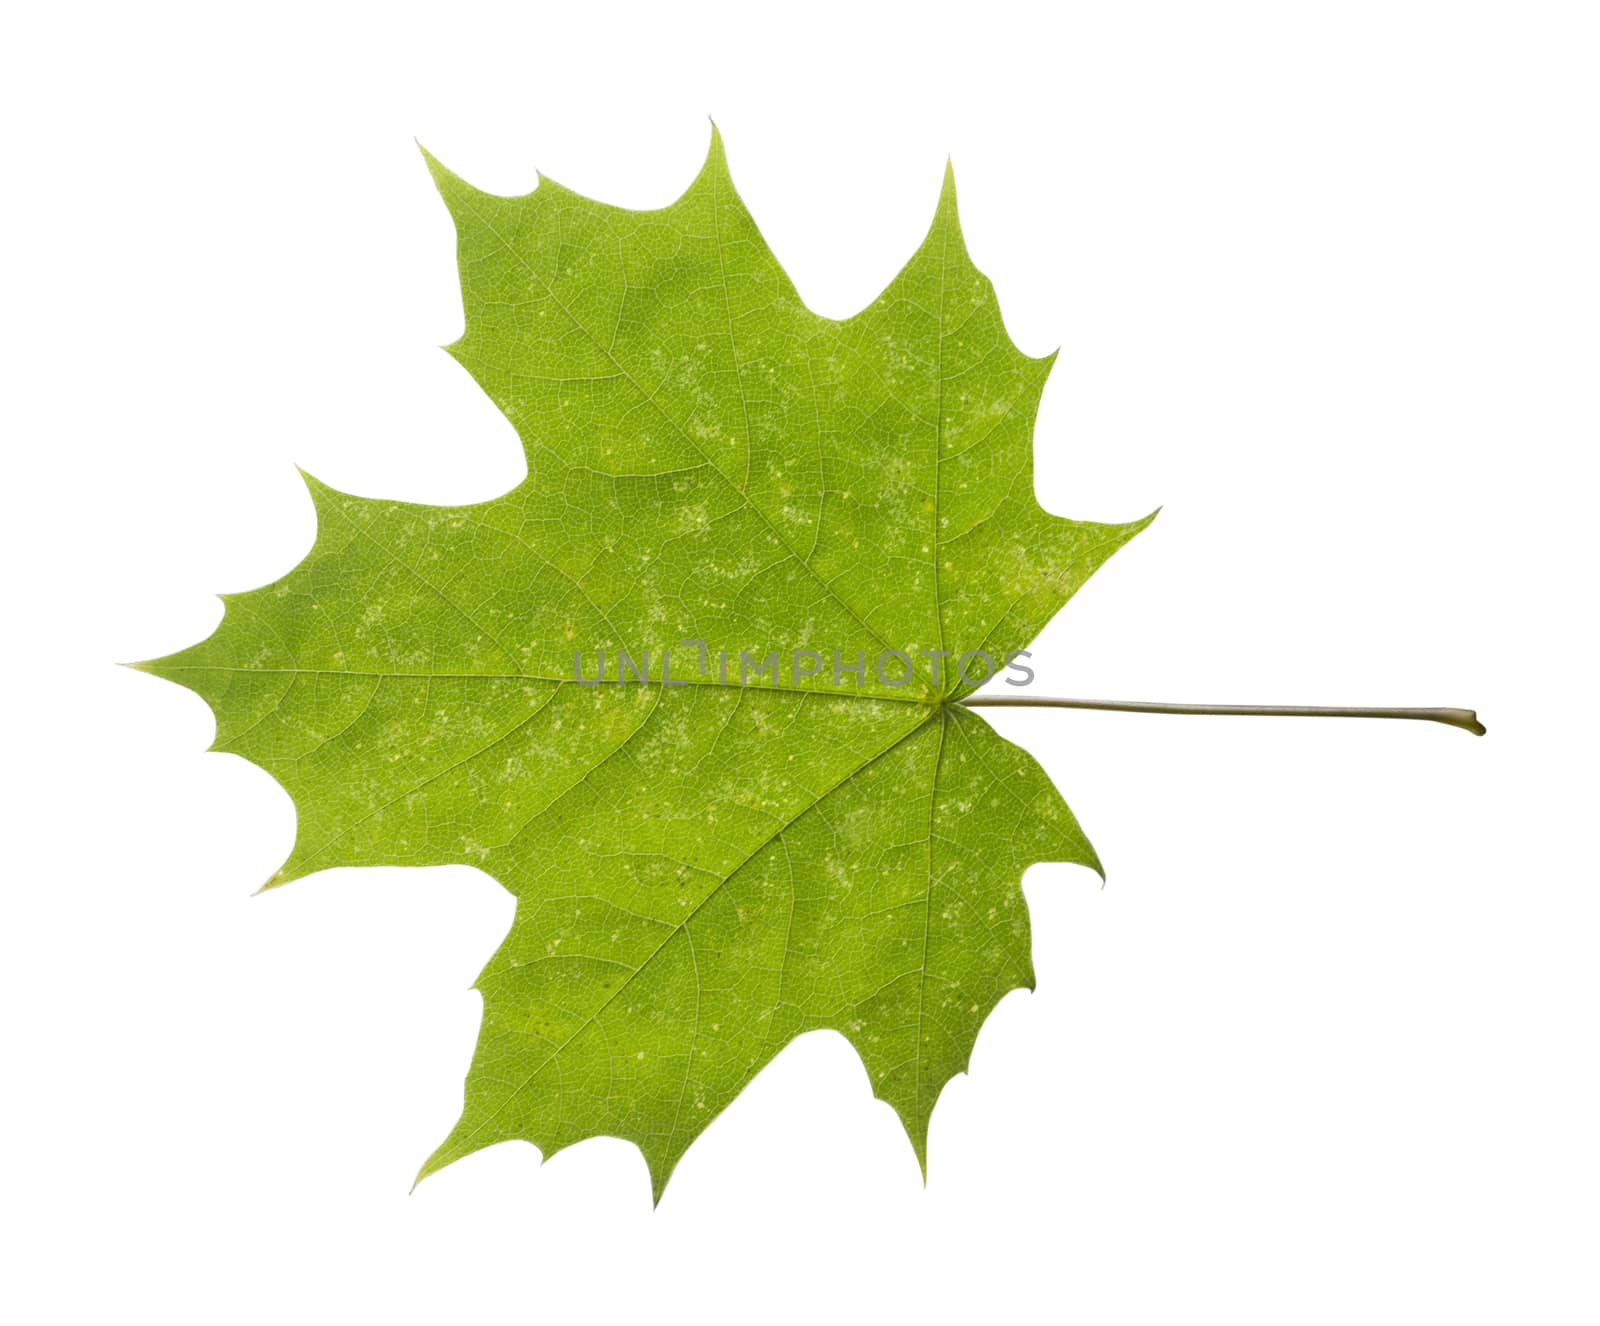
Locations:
140;129;1152;1201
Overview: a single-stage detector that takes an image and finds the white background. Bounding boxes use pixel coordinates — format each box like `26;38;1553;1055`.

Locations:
4;2;1596;1321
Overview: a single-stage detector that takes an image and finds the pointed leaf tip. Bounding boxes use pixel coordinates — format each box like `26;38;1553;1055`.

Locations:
926;156;964;253
253;868;291;896
702;120;730;177
940;156;958;207
415;145;491;217
414;138;449;181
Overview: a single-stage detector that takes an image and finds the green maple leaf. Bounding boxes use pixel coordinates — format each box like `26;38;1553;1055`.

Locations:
139;129;1153;1201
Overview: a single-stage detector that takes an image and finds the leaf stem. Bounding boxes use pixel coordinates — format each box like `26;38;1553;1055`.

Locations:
958;695;1485;736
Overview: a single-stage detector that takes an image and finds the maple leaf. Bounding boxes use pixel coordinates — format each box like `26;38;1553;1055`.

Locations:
138;128;1153;1201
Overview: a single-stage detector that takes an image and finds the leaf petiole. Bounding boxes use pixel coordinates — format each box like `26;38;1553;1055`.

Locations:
958;695;1485;736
